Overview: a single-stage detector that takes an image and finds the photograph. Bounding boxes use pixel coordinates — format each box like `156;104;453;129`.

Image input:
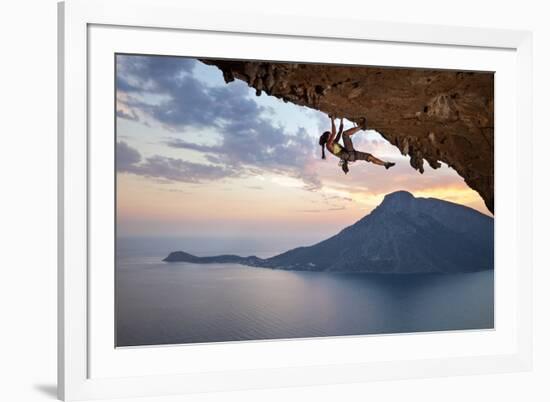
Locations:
4;0;546;399
115;54;494;347
2;0;545;400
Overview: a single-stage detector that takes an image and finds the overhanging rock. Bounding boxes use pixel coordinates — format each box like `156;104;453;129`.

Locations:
201;59;494;213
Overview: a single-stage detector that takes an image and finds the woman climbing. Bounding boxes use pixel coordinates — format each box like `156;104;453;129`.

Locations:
319;116;395;174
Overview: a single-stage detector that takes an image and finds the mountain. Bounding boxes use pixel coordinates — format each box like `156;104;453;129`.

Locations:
163;191;494;274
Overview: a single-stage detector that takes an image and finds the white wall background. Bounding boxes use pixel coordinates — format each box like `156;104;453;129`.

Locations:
0;0;547;401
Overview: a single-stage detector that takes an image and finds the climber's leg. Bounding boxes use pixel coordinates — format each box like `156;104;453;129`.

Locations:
342;132;355;152
355;151;395;169
342;126;362;139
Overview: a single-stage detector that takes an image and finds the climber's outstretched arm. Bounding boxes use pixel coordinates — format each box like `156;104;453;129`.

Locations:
335;118;344;143
327;116;337;147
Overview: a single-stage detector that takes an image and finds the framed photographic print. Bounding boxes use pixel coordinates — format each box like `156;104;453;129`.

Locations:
58;0;533;400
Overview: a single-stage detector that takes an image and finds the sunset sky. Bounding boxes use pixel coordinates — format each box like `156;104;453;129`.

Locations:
116;55;490;245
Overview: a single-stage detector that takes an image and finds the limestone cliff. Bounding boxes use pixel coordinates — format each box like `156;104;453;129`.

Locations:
200;59;494;213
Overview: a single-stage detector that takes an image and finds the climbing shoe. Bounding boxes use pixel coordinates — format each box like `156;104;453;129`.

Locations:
384;162;395;170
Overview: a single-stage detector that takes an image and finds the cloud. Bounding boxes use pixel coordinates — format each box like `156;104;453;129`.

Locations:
161;188;191;194
164;138;217;153
307;108;331;132
116;55;321;189
116;108;139;122
310;151;480;213
116;55;195;93
117;140;142;171
117;55;260;129
117;141;238;183
165;125;315;173
166;130;320;189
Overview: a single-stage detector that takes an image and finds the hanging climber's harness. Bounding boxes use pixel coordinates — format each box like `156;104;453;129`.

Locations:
339;159;349;174
338;151;357;174
332;142;356;175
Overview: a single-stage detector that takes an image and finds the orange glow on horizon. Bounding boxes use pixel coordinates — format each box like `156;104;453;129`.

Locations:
117;164;491;238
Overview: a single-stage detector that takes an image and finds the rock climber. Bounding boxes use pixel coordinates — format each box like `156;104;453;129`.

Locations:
319;116;395;174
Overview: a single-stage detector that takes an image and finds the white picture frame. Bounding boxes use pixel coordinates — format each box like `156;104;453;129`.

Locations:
58;0;533;400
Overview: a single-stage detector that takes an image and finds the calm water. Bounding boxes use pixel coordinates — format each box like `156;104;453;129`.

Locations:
116;237;494;347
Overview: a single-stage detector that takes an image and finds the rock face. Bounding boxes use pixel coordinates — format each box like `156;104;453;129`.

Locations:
164;191;494;274
200;59;494;213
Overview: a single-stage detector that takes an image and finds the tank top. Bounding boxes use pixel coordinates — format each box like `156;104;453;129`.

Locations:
332;143;343;156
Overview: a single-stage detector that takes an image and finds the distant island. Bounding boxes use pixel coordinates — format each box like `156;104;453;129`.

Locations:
164;191;494;274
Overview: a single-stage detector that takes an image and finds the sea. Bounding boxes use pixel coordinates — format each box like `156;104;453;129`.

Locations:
116;236;494;347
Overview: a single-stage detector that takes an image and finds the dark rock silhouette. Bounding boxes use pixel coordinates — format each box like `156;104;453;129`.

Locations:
164;191;494;274
200;59;494;213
